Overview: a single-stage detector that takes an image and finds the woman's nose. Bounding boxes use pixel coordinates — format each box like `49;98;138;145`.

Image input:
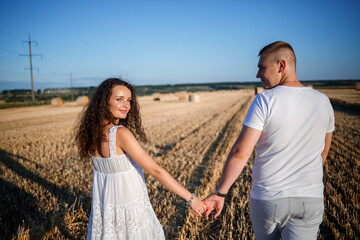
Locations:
121;101;129;108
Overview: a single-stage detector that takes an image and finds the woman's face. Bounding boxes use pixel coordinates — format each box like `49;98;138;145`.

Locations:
108;85;132;120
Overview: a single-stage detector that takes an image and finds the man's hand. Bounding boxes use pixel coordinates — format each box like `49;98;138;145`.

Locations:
202;194;225;220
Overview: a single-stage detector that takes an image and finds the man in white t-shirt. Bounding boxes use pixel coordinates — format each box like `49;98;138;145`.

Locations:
203;41;334;240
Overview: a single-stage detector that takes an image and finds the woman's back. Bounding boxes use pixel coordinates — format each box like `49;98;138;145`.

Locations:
86;125;165;240
91;125;139;174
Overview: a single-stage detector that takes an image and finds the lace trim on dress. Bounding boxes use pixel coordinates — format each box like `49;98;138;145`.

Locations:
109;126;121;158
88;194;164;239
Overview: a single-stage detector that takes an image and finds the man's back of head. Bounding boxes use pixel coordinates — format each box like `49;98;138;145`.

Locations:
256;41;300;89
259;41;297;70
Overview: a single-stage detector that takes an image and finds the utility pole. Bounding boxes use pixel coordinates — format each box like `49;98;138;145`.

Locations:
20;34;42;102
70;73;73;101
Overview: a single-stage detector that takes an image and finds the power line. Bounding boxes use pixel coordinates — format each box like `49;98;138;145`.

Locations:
35;45;65;77
0;70;26;75
0;56;19;61
33;45;78;91
0;46;19;55
0;30;23;42
38;72;58;84
0;38;24;48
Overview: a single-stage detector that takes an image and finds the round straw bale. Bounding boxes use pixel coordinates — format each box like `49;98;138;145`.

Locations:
153;93;161;101
178;91;188;101
76;96;89;106
51;97;63;107
188;93;200;102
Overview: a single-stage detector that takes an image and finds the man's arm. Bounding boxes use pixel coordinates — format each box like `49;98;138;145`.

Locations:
322;132;333;165
203;126;262;219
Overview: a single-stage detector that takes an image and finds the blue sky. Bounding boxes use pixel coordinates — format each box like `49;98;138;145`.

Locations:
0;0;359;91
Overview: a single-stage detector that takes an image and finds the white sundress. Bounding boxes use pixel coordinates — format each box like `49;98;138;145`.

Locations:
86;125;165;240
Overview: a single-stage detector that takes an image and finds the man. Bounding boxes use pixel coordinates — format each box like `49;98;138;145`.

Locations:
203;41;334;240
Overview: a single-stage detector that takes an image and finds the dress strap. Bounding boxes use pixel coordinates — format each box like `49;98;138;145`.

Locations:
109;125;122;157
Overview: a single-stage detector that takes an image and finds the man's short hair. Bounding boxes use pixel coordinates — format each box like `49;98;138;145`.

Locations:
258;41;296;67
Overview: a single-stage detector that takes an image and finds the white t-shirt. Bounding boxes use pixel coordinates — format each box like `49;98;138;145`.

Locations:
243;85;335;200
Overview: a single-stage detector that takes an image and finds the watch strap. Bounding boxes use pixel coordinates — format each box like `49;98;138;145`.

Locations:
214;186;227;198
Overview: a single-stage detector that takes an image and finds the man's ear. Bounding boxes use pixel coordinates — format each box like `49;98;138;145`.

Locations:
277;60;286;73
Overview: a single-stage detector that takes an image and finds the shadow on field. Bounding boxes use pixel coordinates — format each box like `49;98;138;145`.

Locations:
0;178;42;238
330;98;360;113
0;148;90;239
331;102;360;117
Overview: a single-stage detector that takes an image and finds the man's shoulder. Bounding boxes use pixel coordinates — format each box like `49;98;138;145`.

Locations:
265;86;327;96
306;88;331;101
257;86;330;104
256;86;280;99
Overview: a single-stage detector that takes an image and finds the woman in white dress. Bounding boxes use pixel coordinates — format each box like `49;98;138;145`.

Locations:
75;78;205;239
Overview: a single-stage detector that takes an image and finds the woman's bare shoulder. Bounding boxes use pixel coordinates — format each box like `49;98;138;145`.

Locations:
116;126;136;143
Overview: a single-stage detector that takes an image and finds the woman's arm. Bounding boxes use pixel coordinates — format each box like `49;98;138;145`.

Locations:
116;127;205;214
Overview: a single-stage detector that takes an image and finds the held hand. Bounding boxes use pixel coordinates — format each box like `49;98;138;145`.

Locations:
202;194;225;220
189;196;207;217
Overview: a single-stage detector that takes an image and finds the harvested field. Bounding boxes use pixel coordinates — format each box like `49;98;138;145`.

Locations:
320;107;360;240
0;88;359;239
317;88;360;111
317;88;360;104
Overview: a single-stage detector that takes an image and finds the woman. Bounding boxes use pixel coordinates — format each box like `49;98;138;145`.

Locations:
75;78;205;239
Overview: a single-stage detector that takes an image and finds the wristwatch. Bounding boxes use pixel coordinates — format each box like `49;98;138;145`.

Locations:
214;186;227;198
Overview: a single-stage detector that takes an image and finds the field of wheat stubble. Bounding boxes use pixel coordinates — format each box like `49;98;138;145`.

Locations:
0;88;359;239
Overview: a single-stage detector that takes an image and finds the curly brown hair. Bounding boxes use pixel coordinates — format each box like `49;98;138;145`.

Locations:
75;78;148;161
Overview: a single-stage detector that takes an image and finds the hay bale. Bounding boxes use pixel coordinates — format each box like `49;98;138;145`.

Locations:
178;91;188;101
76;96;89;106
51;98;63;107
153;93;161;101
188;93;200;102
356;82;360;91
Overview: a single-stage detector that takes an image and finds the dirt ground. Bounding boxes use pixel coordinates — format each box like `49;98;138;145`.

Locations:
0;88;358;239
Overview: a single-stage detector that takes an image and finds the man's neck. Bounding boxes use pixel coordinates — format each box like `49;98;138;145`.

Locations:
279;74;304;87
